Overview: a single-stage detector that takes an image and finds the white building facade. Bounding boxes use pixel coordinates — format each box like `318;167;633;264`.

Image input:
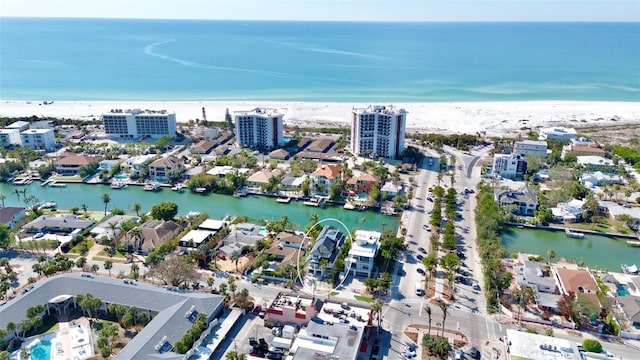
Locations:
538;127;577;141
0;129;22;147
20;129;56;151
351;105;406;159
513;140;548;158
346;230;381;277
234;108;283;150
102;109;177;139
493;153;527;180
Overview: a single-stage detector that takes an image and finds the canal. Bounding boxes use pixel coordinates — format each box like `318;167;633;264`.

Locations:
0;182;398;232
502;227;640;271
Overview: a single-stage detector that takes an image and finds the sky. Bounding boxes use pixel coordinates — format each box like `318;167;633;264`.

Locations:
1;0;639;21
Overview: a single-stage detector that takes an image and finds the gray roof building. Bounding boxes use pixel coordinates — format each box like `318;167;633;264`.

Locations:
0;273;224;359
291;319;364;360
522;259;557;293
22;214;95;233
307;226;345;279
494;187;539;216
0;206;26;228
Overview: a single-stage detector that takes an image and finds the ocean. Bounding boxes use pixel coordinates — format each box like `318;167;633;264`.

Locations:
0;18;638;102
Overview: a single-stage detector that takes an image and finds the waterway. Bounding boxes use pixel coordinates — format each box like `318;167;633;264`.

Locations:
502;227;640;271
0;182;397;232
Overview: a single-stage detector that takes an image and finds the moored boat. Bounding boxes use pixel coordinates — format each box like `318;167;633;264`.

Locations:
565;228;585;238
143;182;161;191
171;183;186;191
194;187;207;193
276;197;291;203
621;264;639;275
626;240;640;247
110;180;127;189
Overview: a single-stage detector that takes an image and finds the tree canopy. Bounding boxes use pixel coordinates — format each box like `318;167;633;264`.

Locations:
150;202;178;221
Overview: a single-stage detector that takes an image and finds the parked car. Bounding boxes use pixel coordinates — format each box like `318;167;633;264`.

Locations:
252;305;262;316
418;247;427;254
470;346;479;359
422;224;431;231
417;268;425;275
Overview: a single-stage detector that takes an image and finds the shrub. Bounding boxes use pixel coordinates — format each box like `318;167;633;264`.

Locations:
582;339;602;353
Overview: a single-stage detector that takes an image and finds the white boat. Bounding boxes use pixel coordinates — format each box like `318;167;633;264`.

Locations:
621;264;639;275
49;182;66;188
565;228;585;238
143;182;161;191
171;183;186;191
13;177;32;185
194;187;207;193
37;201;57;210
110;181;127;189
276;197;291;203
303;198;325;207
344;202;356;210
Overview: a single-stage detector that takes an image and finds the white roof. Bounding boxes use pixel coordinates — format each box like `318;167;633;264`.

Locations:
180;229;213;245
576;156;614;166
199;219;226;231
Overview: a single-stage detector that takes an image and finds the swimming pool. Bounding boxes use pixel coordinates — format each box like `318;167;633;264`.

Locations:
28;339;52;360
617;283;630;297
114;172;129;180
259;227;267;236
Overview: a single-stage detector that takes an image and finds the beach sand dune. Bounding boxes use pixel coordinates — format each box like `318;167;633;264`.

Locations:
1;100;638;137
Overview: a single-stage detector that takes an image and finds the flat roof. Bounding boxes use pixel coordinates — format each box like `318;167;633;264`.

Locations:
180;229;214;245
507;328;581;360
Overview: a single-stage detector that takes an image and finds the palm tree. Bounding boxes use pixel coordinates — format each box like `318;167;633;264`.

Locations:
547;249;556;263
13;188;21;200
132;202;142;216
129;227;142;254
76;257;87;271
104;260;113;277
90;264;99;274
101;193;111;215
439;301;448;337
108;222;119;251
0;193;6;207
424;305;432;336
372;299;384;336
359;217;367;230
81;203;88;216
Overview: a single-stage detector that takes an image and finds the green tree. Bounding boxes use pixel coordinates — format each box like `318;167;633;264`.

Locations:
424;305;432;336
131;202;142;217
0;224;9;249
150;202;178;221
101;193;111;215
104;260;113;277
582;339;603;353
547;249;556;263
439;301;448;337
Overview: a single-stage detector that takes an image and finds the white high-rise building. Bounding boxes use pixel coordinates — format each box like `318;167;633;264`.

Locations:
102;109;177;139
234;108;283;150
351;105;406;159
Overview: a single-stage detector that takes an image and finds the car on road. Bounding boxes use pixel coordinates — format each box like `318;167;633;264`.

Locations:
418;247;426;254
417;268;425;275
472;283;481;291
34;232;45;239
422;224;431;231
402;350;416;358
416;254;424;261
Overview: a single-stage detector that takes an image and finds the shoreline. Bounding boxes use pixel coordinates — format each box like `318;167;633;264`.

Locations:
1;99;639;137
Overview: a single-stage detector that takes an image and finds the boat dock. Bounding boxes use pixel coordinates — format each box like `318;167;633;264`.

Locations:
303;198;325;207
276;197;291;204
565;228;585;238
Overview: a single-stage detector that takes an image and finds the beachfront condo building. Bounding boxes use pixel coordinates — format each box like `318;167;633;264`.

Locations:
0;128;22;148
234;107;283;150
513;140;548;158
102;109;177;139
20;128;56;151
351;105;407;159
538;127;577;141
493;153;527;180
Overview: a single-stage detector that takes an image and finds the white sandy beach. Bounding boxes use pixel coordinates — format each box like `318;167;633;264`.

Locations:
1;100;638;136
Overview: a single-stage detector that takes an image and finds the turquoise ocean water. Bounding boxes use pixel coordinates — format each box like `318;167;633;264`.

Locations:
0;18;638;101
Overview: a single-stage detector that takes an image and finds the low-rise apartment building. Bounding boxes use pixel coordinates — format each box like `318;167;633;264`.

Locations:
346;230;381;277
20;128;56;151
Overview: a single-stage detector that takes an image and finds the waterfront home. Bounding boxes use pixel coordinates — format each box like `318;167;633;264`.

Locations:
576;155;615;172
310;164;341;195
265;292;321;327
184;166;203;179
198;219;227;232
579;171;622;188
307;225;345;280
22;214;95;233
598;201;640;224
0;206;26;228
513;140;548;158
538;126;577;141
346;230;381;278
618;295;640;329
381;180;403;197
98;159;120;172
124;154;156;178
54;153;102;176
518;258;560;313
492;153;527;180
550;199;585;223
178;229;215;253
206;165;250;177
494;187;538;216
268;148;291;160
561;143;605;160
280;173;307;192
223;223;265;247
147;155;184;181
90;215;140;240
134;219;181;254
553;265;601;307
275;231;306;250
346;172;379;195
246;169;282;188
264;238;306;267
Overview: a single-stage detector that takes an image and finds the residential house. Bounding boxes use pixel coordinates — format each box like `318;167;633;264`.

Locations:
576;156;615;172
0;207;26;228
346;230;381;277
53;154;102;176
246;169;281;188
198;219;227;233
551;199;586;223
124;154;156;178
223;223;266;248
265;232;306;267
618;296;640;329
346;173;379;195
275;231;306;250
494;187;538;216
98;159;120;173
307;225;345;279
135;220;181;254
579;171;622;188
178;229;215;252
493;153;527;180
90;215;140;240
569;137;597;147
310;164;341;195
561;144;605;160
554;266;600;307
280;174;307;192
538;127;577;141
598;201;640;224
517;258;560;313
268;148;291;160
22;215;95;233
381;181;403;197
147;155;184;181
184;166;203;179
513;140;548;158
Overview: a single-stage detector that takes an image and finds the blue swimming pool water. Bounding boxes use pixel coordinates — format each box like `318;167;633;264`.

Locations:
114;172;128;180
259;227;267;236
356;193;367;200
29;339;52;360
617;283;630;297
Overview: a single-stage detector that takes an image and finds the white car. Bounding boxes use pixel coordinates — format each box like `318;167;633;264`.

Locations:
402;350;416;358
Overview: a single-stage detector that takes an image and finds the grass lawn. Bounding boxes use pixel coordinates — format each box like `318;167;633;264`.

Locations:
330;291;339;296
51;175;81;182
568;219;633;235
68;239;95;254
354;295;375;303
